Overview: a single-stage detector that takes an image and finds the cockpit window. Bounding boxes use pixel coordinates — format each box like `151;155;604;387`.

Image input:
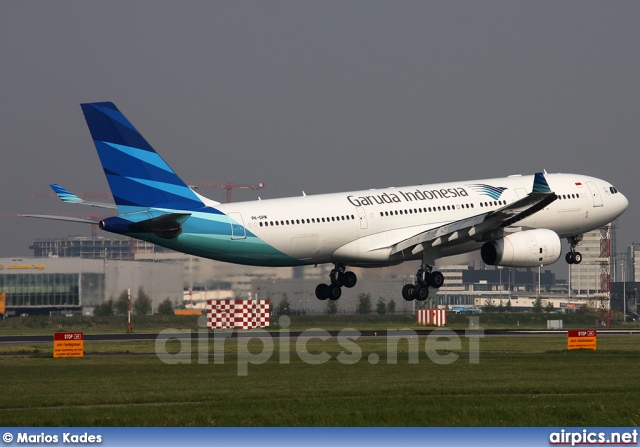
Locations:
610;186;618;194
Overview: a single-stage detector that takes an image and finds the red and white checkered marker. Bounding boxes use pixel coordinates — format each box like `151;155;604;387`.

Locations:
206;299;270;330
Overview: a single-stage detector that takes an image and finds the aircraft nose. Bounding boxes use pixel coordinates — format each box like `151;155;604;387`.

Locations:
619;191;629;212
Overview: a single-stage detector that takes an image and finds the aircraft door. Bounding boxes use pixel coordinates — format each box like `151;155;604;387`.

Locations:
228;212;246;239
356;206;368;229
586;181;603;207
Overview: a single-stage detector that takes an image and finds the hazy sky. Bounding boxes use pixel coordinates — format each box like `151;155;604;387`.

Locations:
1;2;638;273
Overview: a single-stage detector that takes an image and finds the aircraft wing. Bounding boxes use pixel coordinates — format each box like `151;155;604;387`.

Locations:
49;184;117;209
389;172;557;256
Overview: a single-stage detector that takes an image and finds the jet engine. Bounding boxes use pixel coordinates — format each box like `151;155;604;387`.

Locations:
481;229;562;268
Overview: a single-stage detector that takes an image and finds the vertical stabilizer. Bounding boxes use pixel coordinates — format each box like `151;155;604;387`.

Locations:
81;102;205;213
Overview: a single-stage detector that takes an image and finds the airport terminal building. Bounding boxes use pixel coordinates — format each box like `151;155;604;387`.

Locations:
0;257;182;316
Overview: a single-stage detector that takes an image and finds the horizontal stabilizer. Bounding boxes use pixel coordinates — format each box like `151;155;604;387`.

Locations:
19;214;99;225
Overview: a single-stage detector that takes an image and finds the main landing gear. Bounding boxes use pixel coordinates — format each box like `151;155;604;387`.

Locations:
401;265;444;301
566;235;583;265
315;264;357;300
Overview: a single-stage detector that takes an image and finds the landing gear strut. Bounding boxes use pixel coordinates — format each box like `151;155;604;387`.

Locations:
315;264;357;300
401;265;444;301
566;235;583;265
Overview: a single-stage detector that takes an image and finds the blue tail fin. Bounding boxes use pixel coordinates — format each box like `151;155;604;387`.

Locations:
80;102;204;213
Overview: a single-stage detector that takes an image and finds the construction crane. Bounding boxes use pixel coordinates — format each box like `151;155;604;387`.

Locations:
598;224;612;328
188;182;265;203
26;181;265;204
25;192;112;200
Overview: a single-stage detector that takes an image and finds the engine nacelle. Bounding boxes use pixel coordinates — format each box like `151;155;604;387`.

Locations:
481;229;562;268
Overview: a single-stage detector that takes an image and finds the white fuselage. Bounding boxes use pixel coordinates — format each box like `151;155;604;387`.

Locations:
210;173;628;267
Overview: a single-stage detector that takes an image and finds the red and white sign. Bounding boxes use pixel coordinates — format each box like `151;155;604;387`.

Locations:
53;332;84;358
206;299;270;330
417;308;447;327
567;329;597;350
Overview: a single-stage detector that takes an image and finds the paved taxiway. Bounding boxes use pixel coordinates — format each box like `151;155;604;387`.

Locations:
1;329;639;345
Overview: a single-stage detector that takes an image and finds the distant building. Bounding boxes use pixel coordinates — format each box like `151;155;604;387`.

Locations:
437;264;556;306
0;257;182;316
20;228;625;315
569;230;603;295
610;282;640;318
135;251;302;297
30;236;156;260
569;224;616;297
627;243;640;282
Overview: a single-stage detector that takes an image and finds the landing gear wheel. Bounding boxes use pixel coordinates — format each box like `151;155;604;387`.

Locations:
328;264;356;293
415;285;429;301
566;235;584;265
406;263;440;301
428;271;444;288
328;284;342;301
402;284;415;301
315;283;329;300
565;251;583;265
342;271;357;288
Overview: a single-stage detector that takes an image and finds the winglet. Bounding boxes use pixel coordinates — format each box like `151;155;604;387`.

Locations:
49;183;117;210
50;184;83;204
532;172;552;194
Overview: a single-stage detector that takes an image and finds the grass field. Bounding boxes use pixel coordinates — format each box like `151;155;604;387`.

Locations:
1;328;639;426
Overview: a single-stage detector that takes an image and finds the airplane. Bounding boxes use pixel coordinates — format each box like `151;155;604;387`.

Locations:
24;102;629;301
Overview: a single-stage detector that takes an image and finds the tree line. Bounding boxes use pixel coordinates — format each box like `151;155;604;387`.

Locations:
274;293;397;315
93;287;176;316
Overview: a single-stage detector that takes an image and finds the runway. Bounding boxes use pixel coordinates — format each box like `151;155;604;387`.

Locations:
1;328;639;345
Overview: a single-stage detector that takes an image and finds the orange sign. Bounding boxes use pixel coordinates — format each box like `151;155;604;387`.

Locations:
568;330;597;351
53;332;84;358
0;291;5;314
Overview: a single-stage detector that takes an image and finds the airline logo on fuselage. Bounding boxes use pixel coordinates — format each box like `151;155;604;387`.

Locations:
347;187;468;207
466;184;508;200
